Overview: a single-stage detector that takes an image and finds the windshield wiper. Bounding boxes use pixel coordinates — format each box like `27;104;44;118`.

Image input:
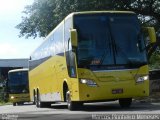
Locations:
128;59;147;66
98;20;115;67
78;56;94;68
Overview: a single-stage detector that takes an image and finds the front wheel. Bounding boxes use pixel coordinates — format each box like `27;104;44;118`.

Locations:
119;98;132;108
66;91;83;111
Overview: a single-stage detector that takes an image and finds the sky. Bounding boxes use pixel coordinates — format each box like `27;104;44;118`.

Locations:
0;0;44;59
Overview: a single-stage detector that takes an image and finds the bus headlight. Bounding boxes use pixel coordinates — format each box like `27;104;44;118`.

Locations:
136;75;149;83
11;96;14;99
80;79;98;87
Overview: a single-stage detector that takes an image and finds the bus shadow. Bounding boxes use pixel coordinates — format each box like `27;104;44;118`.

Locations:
83;102;160;112
50;101;160;112
15;102;35;106
50;104;68;109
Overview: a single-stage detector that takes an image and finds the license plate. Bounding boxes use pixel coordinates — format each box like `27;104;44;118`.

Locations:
112;88;123;94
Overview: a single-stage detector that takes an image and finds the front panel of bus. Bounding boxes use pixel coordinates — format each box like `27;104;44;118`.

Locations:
8;71;30;103
72;13;149;101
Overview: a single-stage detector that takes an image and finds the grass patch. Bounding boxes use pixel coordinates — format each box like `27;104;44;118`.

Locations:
0;101;11;106
134;93;160;103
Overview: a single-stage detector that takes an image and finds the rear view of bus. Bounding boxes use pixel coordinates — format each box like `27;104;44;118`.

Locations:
7;69;30;106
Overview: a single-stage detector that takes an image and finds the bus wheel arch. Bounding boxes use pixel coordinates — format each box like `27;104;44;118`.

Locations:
33;89;36;104
63;81;68;102
65;89;83;111
36;88;40;108
63;81;83;110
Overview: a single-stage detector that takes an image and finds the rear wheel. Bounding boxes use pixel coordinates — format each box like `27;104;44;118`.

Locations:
119;98;132;108
36;92;51;108
13;102;16;106
17;102;24;105
33;91;36;105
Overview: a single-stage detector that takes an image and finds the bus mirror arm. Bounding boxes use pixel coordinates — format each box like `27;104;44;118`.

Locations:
70;29;78;47
144;27;156;43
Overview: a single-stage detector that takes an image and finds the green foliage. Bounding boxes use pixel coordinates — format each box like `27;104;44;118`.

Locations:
112;0;160;32
0;88;4;102
17;0;56;38
149;49;160;69
16;0;114;38
16;0;160;68
17;0;160;38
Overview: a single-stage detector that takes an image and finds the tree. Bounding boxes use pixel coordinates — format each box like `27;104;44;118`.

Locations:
16;0;160;66
16;0;114;38
17;0;160;46
17;0;160;69
17;0;160;38
17;0;56;38
112;0;160;61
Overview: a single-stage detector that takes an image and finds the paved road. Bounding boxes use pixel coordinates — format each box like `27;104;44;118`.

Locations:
0;101;160;120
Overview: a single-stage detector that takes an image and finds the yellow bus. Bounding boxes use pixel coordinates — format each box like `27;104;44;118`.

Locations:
29;11;156;110
7;68;30;106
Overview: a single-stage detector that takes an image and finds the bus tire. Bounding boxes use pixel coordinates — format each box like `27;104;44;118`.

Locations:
17;102;24;105
119;98;132;108
33;91;36;105
36;92;42;108
66;91;83;111
13;103;16;106
36;92;49;108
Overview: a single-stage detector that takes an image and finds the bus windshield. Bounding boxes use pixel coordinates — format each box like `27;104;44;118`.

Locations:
8;71;29;94
74;13;147;70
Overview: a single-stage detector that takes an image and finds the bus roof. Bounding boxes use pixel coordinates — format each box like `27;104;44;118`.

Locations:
8;68;29;73
74;11;135;14
30;11;136;58
65;11;135;19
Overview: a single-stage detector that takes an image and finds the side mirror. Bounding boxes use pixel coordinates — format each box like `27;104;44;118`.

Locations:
70;29;78;47
146;27;156;43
